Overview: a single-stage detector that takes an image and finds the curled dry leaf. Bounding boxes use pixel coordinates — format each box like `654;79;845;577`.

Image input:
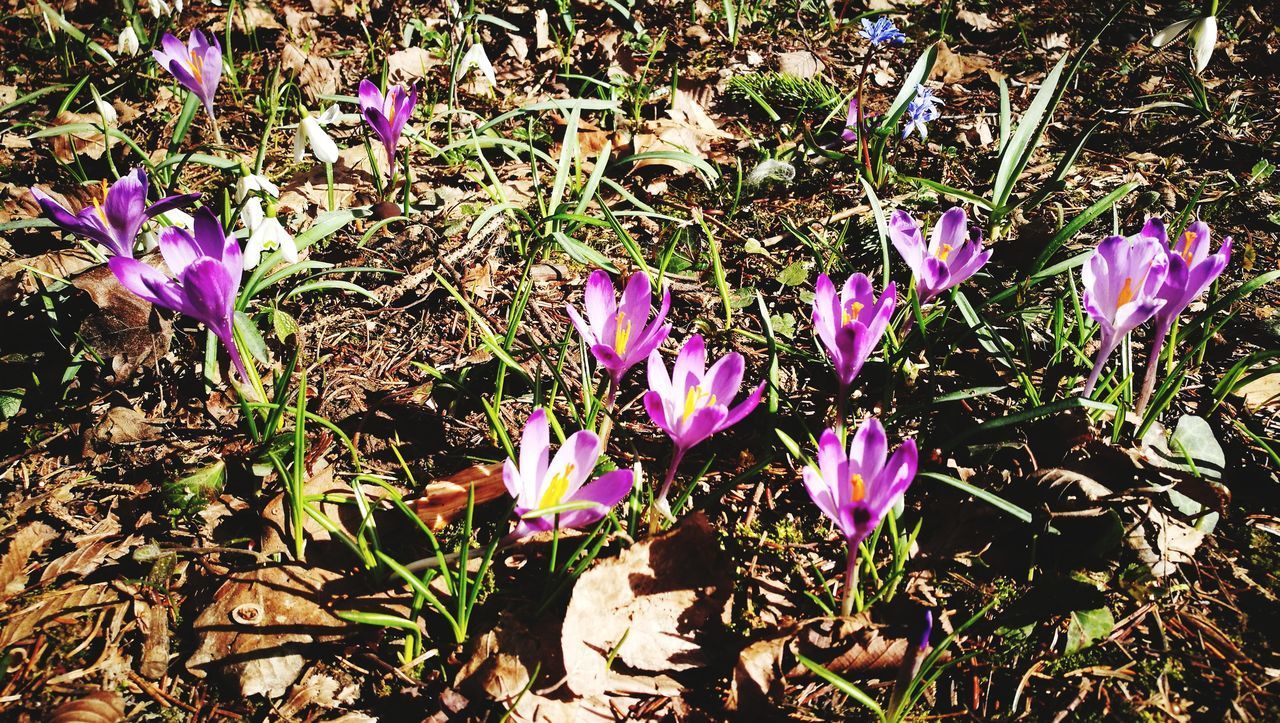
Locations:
729;615;917;712
0;582;124;649
70;263;173;381
0;522;57;600
49;690;124;723
632;88;732;176
0;248;98;306
560;512;732;701
410;461;509;531
187;564;355;698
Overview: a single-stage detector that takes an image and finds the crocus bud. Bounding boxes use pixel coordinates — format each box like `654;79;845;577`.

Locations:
118;26;140;56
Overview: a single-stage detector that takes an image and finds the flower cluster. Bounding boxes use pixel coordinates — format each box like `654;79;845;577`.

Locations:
902;84;943;140
859;17;907;46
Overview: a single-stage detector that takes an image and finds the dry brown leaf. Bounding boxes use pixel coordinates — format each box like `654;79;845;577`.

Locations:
0;522;58;600
776;51;825;79
455;614;564;706
933;41;994;84
91;406;160;446
281;43;344;103
1127;502;1205;577
187;564;355;698
632;87;732;176
44;111;107;163
260;458;401;558
40;529;142;584
278;145;374;215
387;47;442;84
410;462;509;531
49;690;124;723
0;248;98;305
1234;373;1280;409
70;262;173;380
560;512;732;700
729;616;915;712
0;582;123;648
957;9;997;30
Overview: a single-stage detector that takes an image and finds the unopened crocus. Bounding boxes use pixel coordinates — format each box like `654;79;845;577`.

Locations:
567;269;671;387
859;16;906;46
889;207;991;303
358;79;418;172
812;273;896;409
153;30;221;118
644;335;764;511
1079;232;1169;397
294;106;341;164
504;408;635;539
841;99;861;143
240;198;297;270
1135;218;1231;413
802;419;917;615
30;168;199;258
109;207;248;381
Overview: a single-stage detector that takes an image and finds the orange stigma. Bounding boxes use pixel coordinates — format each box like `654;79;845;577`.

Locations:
841;301;865;326
848;472;866;502
936;243;955;262
1116;277;1135;307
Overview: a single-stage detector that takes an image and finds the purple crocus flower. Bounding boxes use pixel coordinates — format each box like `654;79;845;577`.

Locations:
1079;232;1170;397
1134;218;1231;413
889;207;991;303
812;272;896;395
567;269;672;386
841;99;861;143
644;335;764;456
859;17;907;46
153;29;221;116
108;207;248;381
504;408;635;539
358;78;418;170
30;168;198;258
802;419;917;614
644;334;764;511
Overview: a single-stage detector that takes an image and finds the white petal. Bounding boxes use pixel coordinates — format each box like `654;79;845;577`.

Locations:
242;234;262;270
302;117;340;164
118;26;140;55
1190;16;1217;74
240;197;265;230
1151;17;1196;48
457;43;497;88
317;104;342;124
292;125;306;163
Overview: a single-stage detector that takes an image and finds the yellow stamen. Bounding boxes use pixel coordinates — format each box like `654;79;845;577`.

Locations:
613;311;632;354
539;464;575;509
682;385;717;423
1116;277;1135;307
189;50;204;84
1180;231;1196;264
92;179;109;224
849;472;866;502
841;301;865;326
936;243;955;262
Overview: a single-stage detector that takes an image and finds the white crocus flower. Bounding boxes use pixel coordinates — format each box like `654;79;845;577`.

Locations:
236;173;279;203
456;43;497;89
240;198;297;270
118;26;140;56
1153;15;1218;74
293;105;341;164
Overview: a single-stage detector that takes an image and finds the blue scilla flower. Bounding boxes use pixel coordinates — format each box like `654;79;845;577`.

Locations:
902;85;942;140
859;17;907;46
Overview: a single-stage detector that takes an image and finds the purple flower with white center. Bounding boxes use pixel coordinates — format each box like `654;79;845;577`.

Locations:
108;207;248;381
358;78;418;171
1080;232;1170;396
1134;217;1231;413
644;335;764;514
901;84;942;140
153;29;221;117
812;272;896;396
859;16;906;46
889;207;991;303
802;419;917;614
504;408;635;539
30;168;199;258
567;269;672;386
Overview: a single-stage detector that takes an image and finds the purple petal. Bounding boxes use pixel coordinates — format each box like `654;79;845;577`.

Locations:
889;210;925;273
519;409;550;489
848;417;888;492
109;257;180;309
157;226;204;278
720;381;764;430
928;207;968;258
702;352;745;408
642;389;673;438
582;269;616;332
672;335;707;389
